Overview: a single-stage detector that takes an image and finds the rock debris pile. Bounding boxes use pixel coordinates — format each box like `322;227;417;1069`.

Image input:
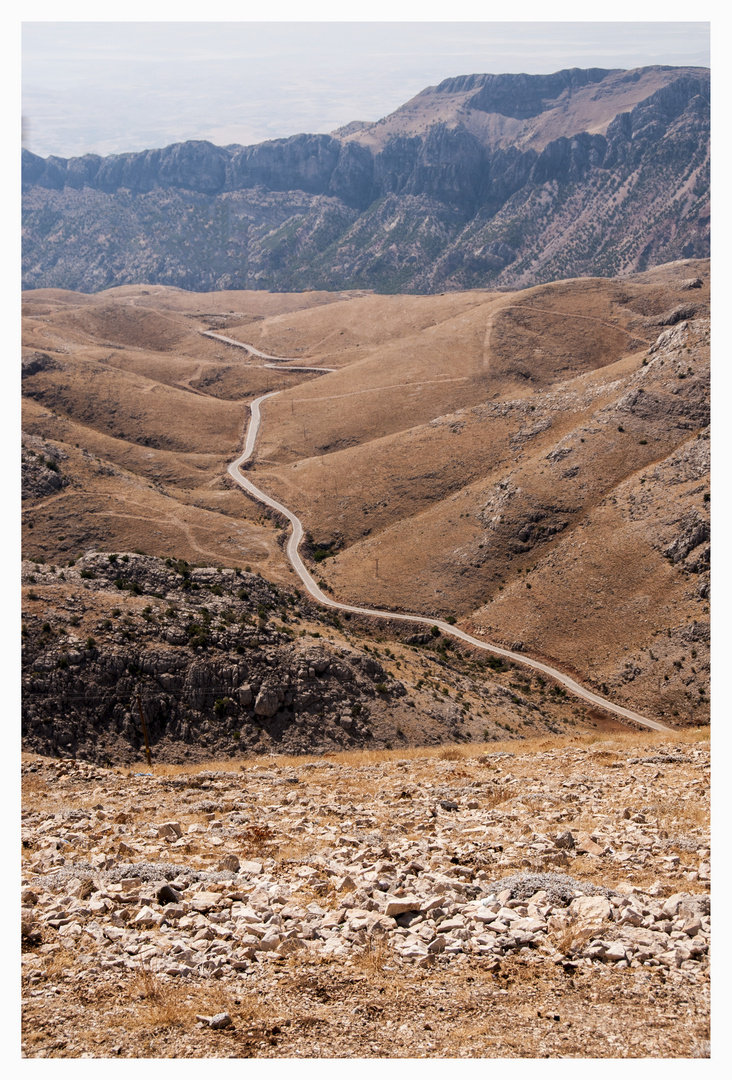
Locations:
22;733;709;1056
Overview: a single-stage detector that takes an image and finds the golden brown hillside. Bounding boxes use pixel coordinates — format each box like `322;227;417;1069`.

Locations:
22;260;709;731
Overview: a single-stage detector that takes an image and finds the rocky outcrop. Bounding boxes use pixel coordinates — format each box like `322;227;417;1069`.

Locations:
21;435;68;501
20;554;412;763
22;351;56;378
663;511;710;568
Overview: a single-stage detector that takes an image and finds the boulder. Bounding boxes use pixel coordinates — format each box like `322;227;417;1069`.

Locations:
254;684;284;718
383;896;422;917
131;906;160;928
568;895;612;928
575;834;606;856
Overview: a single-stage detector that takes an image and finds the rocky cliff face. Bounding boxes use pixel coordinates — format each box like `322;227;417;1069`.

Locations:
23;553;584;765
22;67;709;294
21;555;395;763
453;67;612;119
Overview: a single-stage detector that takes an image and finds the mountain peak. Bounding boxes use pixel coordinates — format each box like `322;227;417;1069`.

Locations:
341;65;709;153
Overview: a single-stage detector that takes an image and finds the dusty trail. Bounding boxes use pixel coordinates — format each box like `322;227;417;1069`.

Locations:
201;331;334;372
290;376;469;404
92;504;270;562
501;303;654;345
228;390;669;733
174;362;211;397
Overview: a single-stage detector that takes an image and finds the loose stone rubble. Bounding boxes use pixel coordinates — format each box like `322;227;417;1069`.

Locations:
21;732;710;1058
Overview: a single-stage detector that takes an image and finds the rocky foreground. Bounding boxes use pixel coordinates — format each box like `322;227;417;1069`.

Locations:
21;729;709;1058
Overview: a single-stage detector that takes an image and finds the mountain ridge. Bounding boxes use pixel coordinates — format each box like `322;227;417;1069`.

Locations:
22;65;709;294
337;65;707;152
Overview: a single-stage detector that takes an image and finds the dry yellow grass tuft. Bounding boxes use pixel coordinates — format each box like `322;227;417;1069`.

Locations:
350;933;394;977
121;725;710;781
437;747;466;762
548;922;597;959
42;945;77;979
124;965;264;1032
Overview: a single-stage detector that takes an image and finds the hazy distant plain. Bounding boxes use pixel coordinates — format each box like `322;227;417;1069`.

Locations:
22;21;710;159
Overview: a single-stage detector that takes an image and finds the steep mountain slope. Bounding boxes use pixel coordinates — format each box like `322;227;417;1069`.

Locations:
22;66;709;294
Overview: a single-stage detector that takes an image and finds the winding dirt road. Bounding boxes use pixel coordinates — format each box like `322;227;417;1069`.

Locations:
201;331;335;373
202;330;302;361
228;391;669;733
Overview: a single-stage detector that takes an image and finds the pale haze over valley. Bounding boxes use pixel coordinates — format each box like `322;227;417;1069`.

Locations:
22;20;710;159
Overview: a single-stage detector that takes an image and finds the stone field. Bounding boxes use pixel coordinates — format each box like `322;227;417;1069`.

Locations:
21;728;710;1058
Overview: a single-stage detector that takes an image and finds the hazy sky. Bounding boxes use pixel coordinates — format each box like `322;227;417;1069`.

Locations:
22;20;710;159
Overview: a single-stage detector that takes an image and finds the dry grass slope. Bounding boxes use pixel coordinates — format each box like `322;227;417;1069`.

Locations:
22;260;709;731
